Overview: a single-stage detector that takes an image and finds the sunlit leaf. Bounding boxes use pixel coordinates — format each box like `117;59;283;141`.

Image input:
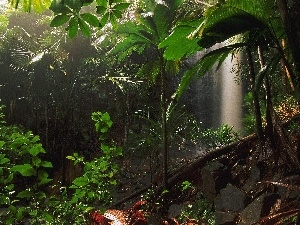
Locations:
159;19;204;60
78;18;91;37
0;141;5;149
110;13;118;29
81;13;100;27
72;176;88;187
153;4;172;41
28;144;45;156
100;12;109;26
40;161;53;168
226;0;274;22
96;0;108;7
11;164;35;176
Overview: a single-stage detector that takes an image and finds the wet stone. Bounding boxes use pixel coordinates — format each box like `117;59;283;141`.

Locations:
214;183;247;212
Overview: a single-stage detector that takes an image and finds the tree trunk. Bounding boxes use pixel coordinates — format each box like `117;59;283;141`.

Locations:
258;46;274;146
246;47;264;144
277;0;300;90
160;52;168;191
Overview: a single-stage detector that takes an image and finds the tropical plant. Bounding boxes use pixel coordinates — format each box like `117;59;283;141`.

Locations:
0;108;121;224
106;0;187;189
0;106;53;224
179;192;215;225
157;0;300;157
199;124;239;149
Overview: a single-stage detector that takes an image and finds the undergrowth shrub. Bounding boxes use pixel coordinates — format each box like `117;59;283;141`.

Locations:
0;105;53;224
0;107;121;224
179;192;215;225
199;124;240;149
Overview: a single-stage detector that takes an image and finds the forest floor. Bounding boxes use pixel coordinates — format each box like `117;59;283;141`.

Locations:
107;116;300;225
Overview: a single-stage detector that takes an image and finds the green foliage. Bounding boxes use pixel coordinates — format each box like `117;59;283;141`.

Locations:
9;0;51;13
0;107;120;224
181;180;192;191
45;111;121;223
242;92;257;134
179;193;215;225
49;0;130;38
199;124;240;148
159;19;204;60
0;14;9;32
0;106;53;224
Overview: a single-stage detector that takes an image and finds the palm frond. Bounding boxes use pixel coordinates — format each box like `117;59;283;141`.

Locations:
226;0;275;23
197;6;265;48
109;22;155;62
175;43;244;99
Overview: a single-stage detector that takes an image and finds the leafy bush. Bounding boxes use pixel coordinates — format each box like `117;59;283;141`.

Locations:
0;108;121;224
0;105;53;224
199;124;240;149
179;192;215;225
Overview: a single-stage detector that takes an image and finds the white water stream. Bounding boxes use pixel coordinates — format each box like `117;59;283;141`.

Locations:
184;44;244;132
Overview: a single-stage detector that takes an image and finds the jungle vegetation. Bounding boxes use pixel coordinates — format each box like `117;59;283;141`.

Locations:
0;0;300;224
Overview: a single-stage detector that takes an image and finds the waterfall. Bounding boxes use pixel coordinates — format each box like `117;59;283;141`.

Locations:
219;51;243;131
182;44;244;132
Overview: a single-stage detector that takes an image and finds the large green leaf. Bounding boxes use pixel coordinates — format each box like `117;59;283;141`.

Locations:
153;4;173;42
16;190;33;199
28;144;45;156
78;18;91;37
67;17;79;38
72;176;89;187
159;19;204;60
112;2;130;10
81;13;100;27
11;164;35;176
50;14;71;27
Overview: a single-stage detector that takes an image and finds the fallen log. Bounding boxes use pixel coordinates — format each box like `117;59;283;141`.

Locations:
111;133;257;208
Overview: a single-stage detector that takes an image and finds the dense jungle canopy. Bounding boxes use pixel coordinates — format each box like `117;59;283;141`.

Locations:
1;0;300;224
